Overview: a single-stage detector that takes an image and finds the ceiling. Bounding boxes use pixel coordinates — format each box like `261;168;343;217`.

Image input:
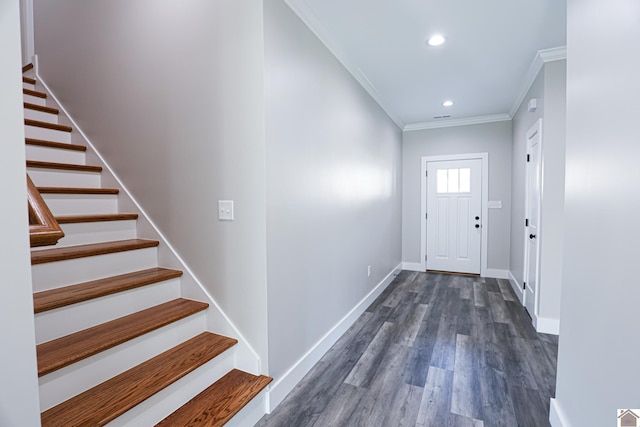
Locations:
284;0;567;130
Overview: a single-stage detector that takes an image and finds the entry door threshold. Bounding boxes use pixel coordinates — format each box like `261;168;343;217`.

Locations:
426;270;480;277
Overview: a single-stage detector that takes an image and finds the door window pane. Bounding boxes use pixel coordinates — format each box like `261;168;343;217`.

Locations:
437;169;448;193
459;168;471;193
448;169;459;193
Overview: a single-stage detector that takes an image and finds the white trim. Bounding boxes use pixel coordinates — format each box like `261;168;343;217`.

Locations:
402;262;424;272
282;0;404;130
549;398;572;427
420;153;489;276
535;316;560;335
33;56;263;372
509;47;567;117
508;271;524;304
482;269;509;279
403;114;511;132
266;263;402;411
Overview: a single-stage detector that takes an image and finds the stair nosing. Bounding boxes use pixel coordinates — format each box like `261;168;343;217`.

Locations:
27;160;102;173
23;88;47;98
31;239;159;265
37;298;209;377
55;213;139;224
24;102;59;115
37;186;119;195
25;118;72;133
34;267;183;313
26;138;87;152
23;76;36;85
40;332;237;427
156;369;272;427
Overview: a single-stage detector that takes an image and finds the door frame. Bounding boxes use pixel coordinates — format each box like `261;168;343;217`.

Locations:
421;153;489;275
522;119;543;318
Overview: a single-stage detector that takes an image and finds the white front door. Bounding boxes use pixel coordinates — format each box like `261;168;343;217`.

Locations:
426;159;482;274
524;119;542;316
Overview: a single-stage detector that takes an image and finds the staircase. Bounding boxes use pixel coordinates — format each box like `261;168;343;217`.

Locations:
22;66;271;426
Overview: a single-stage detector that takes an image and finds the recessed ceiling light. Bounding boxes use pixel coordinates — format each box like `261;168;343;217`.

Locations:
427;34;446;46
442;100;454;107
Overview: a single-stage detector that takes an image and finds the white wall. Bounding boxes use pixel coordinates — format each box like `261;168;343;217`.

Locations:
553;1;640;426
402;121;512;271
0;0;41;424
33;0;269;363
510;60;566;330
264;0;402;402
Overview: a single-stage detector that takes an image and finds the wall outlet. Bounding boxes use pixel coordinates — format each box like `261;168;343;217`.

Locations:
367;265;371;277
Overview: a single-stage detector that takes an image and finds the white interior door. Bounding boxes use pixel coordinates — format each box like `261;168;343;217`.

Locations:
524;120;542;316
426;159;482;274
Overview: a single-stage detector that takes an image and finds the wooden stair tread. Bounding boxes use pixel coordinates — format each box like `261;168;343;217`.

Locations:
24;102;59;114
40;332;237;426
37;186;119;195
156;369;272;427
25;118;72;132
55;213;139;224
23;76;36;85
26;138;86;151
37;298;209;377
27;160;102;173
31;238;158;265
34;267;183;313
23;63;33;73
23;88;47;98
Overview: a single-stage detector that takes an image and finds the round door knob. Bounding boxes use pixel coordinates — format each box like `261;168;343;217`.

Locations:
529;234;536;239
475;216;480;220
475;224;480;229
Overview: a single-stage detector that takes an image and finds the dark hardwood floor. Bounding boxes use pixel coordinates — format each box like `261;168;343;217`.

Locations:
257;271;558;427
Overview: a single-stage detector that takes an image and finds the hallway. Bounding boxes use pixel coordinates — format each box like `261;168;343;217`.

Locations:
258;271;558;426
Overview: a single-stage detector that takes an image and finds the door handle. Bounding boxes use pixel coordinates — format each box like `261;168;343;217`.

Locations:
529;234;536;239
475;216;480;220
475;224;480;229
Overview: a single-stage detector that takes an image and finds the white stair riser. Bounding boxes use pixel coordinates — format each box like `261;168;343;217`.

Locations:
24;108;58;124
23;82;36;90
31;247;157;292
42;193;118;216
27;168;101;188
25;125;71;143
46;220;137;249
38;313;209;411
110;349;235;426
24;94;46;105
35;278;181;344
26;145;86;164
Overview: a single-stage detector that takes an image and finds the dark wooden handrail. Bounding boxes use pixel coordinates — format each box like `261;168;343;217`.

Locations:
28;174;64;247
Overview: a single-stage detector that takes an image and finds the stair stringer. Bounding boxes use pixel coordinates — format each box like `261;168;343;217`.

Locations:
32;57;263;380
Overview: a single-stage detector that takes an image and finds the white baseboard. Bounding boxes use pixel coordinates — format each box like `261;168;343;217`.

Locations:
266;263;402;412
508;271;524;304
535;316;560;335
402;262;424;272
482;268;509;279
550;398;571;427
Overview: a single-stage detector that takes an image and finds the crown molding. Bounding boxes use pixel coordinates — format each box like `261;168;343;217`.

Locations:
403;114;512;132
283;0;405;130
509;46;567;117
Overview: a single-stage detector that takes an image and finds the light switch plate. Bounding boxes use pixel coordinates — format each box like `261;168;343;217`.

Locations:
488;200;502;209
218;200;234;220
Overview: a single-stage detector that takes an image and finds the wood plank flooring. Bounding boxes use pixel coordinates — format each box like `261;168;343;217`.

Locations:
257;271;558;427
